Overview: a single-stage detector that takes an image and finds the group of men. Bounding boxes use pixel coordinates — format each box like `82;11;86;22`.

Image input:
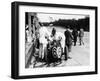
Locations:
72;28;84;46
64;27;84;58
29;25;84;67
45;27;84;59
35;26;84;58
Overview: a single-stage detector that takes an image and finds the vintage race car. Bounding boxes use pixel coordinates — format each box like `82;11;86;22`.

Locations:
45;40;68;65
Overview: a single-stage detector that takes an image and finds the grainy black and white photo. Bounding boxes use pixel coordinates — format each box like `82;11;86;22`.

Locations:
25;12;90;68
11;2;97;79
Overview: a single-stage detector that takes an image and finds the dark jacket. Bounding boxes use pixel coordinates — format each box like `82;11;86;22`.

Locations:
64;30;73;45
72;29;78;37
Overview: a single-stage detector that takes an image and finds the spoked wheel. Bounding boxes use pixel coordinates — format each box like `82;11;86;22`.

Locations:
56;46;62;59
52;47;57;58
52;46;62;59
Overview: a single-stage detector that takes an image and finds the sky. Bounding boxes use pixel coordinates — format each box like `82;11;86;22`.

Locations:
37;13;88;22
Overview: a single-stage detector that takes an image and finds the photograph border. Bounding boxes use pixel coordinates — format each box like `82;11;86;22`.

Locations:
11;1;98;79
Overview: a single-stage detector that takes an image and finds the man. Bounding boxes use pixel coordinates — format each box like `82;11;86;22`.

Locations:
72;28;78;46
64;27;73;59
79;28;84;45
51;27;56;41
